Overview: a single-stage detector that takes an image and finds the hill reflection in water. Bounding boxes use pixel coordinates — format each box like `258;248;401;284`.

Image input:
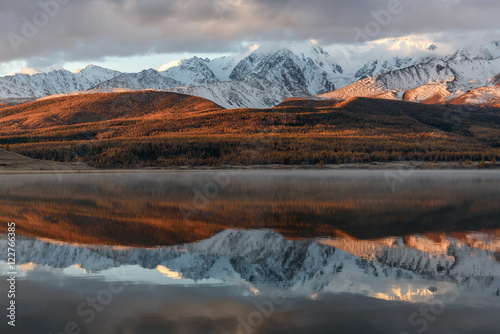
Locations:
1;171;499;246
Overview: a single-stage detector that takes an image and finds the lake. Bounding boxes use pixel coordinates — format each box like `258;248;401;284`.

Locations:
1;171;499;334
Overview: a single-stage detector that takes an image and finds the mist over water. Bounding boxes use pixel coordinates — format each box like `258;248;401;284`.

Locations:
1;170;499;244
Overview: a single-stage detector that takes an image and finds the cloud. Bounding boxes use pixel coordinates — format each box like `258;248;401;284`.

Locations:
0;0;499;68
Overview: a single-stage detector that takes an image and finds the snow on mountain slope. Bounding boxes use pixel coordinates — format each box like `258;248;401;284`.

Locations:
205;54;244;81
95;73;285;109
403;82;458;104
448;86;500;107
157;56;220;86
94;69;182;90
491;73;500;86
325;36;439;86
0;65;122;99
318;77;394;100
74;65;123;85
230;48;336;95
168;71;334;109
158;54;243;83
169;79;276;109
1;230;499;301
320;43;500;103
353;57;420;80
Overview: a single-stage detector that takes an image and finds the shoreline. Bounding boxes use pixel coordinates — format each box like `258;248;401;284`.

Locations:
1;161;499;174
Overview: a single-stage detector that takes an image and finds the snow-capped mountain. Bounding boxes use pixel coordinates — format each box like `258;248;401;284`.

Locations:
3;39;500;109
320;42;500;104
158;56;221;86
94;42;345;108
95;69;183;90
0;39;441;109
169;79;286;109
167;44;341;108
325;36;440;85
93;40;437;108
448;86;500;107
375;37;438;52
0;65;122;99
157;53;244;83
353;57;423;80
2;230;499;301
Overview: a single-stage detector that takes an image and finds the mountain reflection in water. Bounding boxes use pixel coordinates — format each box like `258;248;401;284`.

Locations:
1;171;499;334
1;229;499;301
1;228;499;334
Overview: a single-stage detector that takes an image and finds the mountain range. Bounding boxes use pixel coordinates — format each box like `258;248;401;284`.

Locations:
320;43;500;106
1;229;499;302
0;39;440;108
1;39;499;109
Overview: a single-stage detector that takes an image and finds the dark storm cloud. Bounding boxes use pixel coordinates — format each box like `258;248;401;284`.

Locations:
0;0;499;66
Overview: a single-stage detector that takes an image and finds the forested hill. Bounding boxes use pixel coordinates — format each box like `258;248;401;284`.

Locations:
1;92;499;168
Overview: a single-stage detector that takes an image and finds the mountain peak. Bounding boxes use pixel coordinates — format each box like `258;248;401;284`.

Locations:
15;67;43;76
251;40;328;57
75;64;117;74
372;36;438;53
445;45;496;62
75;64;95;73
427;44;438;51
157;59;185;72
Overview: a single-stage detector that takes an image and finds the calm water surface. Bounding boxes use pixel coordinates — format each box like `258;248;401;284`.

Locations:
0;171;499;334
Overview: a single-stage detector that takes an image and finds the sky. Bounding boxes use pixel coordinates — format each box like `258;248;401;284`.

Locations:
0;0;499;76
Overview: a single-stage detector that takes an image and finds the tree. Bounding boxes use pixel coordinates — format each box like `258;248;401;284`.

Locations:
5;144;10;152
